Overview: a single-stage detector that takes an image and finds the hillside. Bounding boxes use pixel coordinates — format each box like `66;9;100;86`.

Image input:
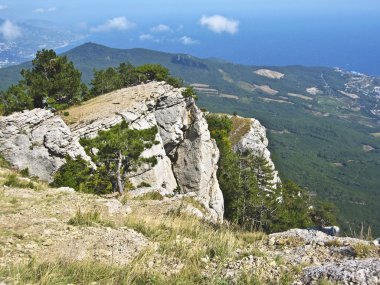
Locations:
0;43;380;235
1;165;379;284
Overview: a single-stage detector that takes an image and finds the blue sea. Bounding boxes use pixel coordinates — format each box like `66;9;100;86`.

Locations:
79;13;380;77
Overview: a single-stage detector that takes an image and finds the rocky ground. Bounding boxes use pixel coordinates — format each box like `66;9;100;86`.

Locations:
0;166;379;285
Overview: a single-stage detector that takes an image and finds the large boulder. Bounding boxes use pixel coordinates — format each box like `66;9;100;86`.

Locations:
0;109;89;181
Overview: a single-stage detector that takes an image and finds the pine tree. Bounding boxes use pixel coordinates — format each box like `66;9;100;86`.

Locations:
21;49;87;109
80;121;159;194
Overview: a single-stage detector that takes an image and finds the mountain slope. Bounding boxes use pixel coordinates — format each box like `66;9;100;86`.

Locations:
1;43;380;235
1;165;379;284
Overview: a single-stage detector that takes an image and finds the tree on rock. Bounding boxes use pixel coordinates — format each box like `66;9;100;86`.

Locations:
80;121;159;194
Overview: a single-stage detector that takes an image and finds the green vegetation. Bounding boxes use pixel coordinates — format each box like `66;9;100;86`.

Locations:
0;48;183;115
0;154;11;168
0;49;88;114
207;114;337;233
90;62;182;97
67;208;114;227
53;122;158;194
3;174;35;189
182;86;198;100
68;208;102;226
133;192;164;201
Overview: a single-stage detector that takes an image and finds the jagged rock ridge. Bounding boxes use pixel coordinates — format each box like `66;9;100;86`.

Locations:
0;82;223;221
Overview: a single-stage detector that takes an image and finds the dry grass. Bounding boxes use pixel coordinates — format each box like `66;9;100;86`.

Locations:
181;196;208;214
123;208;266;283
62;83;165;127
229;116;252;145
0;210;267;285
351;243;378;258
68;208;115;228
132;191;164;201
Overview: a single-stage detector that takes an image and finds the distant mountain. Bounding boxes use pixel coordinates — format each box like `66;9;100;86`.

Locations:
1;42;380;235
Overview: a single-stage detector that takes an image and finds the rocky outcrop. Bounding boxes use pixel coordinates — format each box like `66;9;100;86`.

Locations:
301;259;380;285
0;109;90;181
233;117;280;186
0;82;224;221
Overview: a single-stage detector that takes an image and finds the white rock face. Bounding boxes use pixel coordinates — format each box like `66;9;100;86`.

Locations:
0;109;90;181
173;106;224;220
233;117;280;186
0;82;224;221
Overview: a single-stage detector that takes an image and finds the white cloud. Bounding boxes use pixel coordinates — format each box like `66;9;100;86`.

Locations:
139;34;154;40
200;15;239;35
150;24;172;33
33;7;56;13
179;36;199;45
90;17;135;33
0;5;8;10
0;20;22;41
139;34;161;43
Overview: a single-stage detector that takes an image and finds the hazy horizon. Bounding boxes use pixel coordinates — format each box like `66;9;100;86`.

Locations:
1;0;380;75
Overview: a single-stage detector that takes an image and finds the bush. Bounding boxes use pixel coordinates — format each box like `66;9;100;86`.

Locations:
20;168;29;177
182;87;198;100
52;156;92;191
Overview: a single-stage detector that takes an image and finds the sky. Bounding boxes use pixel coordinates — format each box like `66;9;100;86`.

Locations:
1;0;380;75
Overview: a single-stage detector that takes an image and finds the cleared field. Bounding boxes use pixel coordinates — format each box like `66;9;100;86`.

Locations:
287;93;313;101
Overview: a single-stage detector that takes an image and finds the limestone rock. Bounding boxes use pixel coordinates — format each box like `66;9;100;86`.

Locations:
67;82;224;221
301;258;380;285
233;117;280;186
173;105;223;221
0;82;224;221
269;228;372;246
0;109;90;181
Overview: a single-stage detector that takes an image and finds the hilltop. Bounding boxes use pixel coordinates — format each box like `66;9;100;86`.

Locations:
0;43;379;235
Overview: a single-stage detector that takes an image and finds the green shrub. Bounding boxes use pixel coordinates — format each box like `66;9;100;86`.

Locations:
182;86;198;100
51;156;92;191
20;168;29;177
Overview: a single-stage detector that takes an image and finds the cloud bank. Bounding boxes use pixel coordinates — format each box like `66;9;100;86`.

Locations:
33;7;56;13
0;20;22;41
200;15;239;34
90;17;135;33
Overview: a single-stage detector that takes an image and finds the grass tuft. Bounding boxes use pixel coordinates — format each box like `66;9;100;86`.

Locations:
351;242;377;258
3;174;35;189
133;191;164;201
68;208;114;227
